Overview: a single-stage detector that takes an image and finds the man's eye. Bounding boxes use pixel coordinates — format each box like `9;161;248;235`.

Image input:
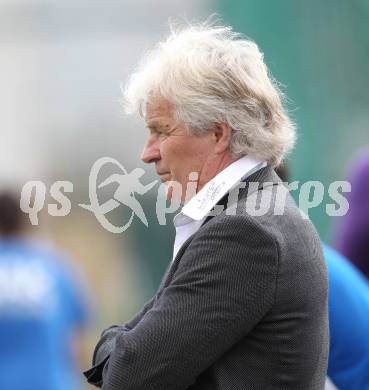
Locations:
157;131;169;139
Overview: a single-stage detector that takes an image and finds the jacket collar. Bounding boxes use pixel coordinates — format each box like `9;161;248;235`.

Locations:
181;155;266;221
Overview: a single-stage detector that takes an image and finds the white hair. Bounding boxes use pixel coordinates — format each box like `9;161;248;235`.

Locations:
123;21;296;166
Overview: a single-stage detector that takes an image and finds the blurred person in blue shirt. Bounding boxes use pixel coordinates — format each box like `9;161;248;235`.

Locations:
324;244;369;389
0;191;90;390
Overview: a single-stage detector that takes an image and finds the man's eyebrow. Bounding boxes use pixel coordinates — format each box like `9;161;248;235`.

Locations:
146;121;169;130
146;120;160;128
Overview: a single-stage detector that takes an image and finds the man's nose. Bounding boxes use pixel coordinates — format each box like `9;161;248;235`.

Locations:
141;138;161;164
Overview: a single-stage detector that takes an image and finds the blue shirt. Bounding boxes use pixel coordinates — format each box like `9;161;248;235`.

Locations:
324;244;369;389
0;238;89;390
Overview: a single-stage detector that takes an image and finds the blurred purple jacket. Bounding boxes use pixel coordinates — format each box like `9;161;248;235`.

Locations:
334;150;369;278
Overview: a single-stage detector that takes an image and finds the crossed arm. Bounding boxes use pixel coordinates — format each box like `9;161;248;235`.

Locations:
85;215;278;390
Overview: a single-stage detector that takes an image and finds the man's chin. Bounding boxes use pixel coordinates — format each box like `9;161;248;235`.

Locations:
164;181;186;205
165;183;178;202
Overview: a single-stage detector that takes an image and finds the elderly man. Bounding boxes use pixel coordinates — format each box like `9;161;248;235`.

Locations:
85;23;328;389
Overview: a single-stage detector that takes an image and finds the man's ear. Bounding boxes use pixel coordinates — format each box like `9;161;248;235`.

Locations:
213;123;232;154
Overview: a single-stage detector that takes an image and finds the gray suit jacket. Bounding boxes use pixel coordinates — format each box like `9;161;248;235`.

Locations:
84;166;329;389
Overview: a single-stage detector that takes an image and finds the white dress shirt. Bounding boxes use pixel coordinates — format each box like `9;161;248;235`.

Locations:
172;155;266;261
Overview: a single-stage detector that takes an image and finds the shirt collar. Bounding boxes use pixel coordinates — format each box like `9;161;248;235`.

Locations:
181;155;266;221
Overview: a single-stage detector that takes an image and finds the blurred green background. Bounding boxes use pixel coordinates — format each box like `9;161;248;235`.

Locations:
217;0;369;241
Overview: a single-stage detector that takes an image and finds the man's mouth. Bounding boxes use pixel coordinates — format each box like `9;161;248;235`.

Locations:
157;172;171;182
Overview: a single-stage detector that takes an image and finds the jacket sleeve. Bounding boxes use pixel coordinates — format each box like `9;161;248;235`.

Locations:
101;215;279;390
84;296;157;387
